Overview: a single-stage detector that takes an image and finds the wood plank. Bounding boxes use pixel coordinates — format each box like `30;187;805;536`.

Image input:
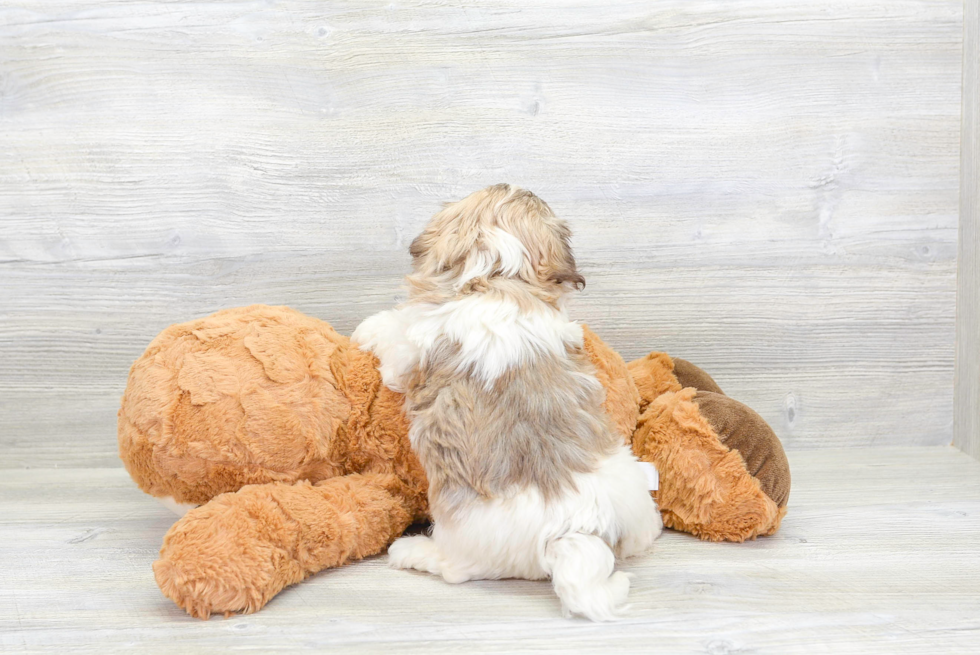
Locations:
0;259;956;466
0;0;962;465
955;0;980;461
1;447;978;653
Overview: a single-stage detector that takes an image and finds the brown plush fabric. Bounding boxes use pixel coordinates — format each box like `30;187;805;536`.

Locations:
124;306;430;618
659;362;790;507
626;352;789;541
671;357;725;395
631;388;784;542
691;391;791;508
154;473;416;619
118;305;353;505
627;352;683;413
338;346;429;521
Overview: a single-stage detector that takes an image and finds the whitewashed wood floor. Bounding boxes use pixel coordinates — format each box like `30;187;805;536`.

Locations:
1;447;978;654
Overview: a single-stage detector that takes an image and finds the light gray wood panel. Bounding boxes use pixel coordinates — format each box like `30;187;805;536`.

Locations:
0;0;962;465
0;257;956;466
955;0;980;461
2;447;978;653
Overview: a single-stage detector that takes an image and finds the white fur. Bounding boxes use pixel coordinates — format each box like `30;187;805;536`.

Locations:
456;228;528;289
351;306;423;392
388;445;662;621
157;496;197;517
353;294;584;391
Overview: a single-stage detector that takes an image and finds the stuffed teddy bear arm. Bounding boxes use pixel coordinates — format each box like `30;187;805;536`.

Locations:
117;306;431;618
153;472;418;619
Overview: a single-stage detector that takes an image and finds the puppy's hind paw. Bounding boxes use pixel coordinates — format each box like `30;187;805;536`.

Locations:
607;570;632;609
387;535;443;575
616;520;662;559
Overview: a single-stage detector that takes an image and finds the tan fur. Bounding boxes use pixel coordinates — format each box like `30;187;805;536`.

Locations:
692;390;791;509
627;351;683;413
405;343;621;513
406;184;583;307
153;473;416;619
118;305;352;505
626;350;791;513
120;305;647;618
394;184;626;528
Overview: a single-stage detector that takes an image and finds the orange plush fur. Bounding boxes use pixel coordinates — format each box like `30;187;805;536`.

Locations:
120;304;787;618
627;355;786;542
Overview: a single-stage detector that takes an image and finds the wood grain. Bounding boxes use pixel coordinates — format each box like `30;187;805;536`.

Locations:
955;0;980;461
0;1;963;465
2;447;978;653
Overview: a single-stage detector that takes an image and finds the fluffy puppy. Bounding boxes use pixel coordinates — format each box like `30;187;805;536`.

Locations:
353;184;661;621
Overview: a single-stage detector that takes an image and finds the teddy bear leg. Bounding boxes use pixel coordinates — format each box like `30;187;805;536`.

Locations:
688;390;791;511
153;472;419;619
631;388;785;542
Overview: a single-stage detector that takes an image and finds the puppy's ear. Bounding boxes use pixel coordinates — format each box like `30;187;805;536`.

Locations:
409;234;425;260
544;226;585;290
408;191;490;278
550;268;586;290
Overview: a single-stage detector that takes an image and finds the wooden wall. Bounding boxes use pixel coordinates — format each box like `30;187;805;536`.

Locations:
0;1;962;467
955;0;980;461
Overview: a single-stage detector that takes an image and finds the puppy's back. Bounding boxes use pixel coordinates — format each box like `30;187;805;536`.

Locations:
405;343;622;512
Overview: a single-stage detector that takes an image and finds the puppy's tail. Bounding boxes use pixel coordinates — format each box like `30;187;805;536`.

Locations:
545;533;631;621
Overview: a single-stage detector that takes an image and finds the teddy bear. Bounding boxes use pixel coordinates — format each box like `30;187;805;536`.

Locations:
118;304;790;619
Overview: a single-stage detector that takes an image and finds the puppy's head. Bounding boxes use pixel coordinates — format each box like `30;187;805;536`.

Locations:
407;184;584;301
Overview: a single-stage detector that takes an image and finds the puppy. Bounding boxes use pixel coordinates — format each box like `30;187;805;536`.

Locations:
353;184;662;620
